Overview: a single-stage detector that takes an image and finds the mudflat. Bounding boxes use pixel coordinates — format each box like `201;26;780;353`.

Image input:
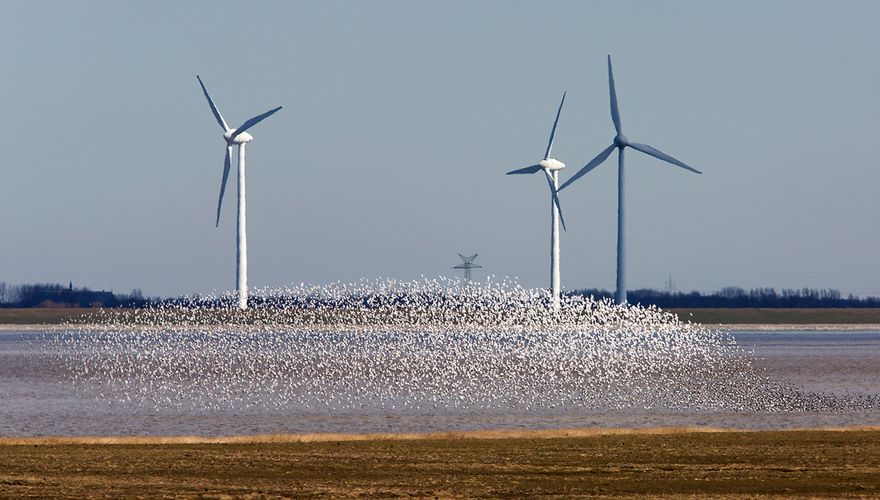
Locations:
1;429;879;498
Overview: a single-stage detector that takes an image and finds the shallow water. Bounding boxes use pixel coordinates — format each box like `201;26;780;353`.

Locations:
1;330;878;437
734;331;880;396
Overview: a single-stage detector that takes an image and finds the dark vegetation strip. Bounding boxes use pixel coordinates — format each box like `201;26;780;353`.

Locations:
575;286;880;308
2;282;880;310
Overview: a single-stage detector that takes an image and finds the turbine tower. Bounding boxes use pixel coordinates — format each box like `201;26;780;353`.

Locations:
453;253;482;282
507;92;567;309
196;76;282;310
559;56;701;304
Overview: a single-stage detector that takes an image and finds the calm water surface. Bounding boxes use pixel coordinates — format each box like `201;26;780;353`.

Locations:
1;330;878;437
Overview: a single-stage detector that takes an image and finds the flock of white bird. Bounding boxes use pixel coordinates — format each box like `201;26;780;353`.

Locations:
49;279;878;414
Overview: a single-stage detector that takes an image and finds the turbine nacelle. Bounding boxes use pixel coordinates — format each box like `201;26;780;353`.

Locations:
540;158;565;171
224;129;253;144
614;133;629;148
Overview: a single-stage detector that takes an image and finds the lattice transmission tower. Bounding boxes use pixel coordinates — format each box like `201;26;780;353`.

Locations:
453;253;482;282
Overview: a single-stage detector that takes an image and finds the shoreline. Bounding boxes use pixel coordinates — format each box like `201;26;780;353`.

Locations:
3;425;880;445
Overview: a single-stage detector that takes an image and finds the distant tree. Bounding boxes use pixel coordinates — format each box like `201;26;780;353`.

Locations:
718;286;746;299
572;285;879;308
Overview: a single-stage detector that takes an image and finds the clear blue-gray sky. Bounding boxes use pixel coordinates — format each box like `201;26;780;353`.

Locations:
1;1;878;298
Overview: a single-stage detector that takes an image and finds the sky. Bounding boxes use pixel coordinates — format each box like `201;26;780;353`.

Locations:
1;1;878;298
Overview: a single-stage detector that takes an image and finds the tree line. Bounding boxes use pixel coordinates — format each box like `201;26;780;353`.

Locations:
2;281;879;309
571;286;880;308
0;282;155;308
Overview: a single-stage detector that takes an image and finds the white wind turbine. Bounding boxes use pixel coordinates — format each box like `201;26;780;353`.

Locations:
559;56;700;304
196;76;282;310
507;92;568;309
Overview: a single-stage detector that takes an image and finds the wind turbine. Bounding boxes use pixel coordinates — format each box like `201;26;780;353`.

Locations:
506;92;568;309
196;75;282;310
453;253;482;282
559;56;701;304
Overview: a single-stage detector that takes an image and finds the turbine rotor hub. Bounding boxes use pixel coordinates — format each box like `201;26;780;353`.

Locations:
224;129;254;144
614;133;628;148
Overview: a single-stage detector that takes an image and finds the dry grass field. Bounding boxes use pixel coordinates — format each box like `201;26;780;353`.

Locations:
1;429;879;498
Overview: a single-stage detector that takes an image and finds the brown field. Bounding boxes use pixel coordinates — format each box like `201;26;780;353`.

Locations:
1;428;878;498
669;307;880;325
2;306;880;326
0;308;97;325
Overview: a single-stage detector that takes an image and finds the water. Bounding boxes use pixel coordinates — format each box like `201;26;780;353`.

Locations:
1;329;878;437
0;280;877;436
734;331;880;396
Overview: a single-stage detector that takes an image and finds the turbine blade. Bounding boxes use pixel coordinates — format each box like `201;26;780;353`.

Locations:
196;75;229;132
608;56;622;135
544;91;566;160
629;142;702;174
543;169;567;231
558;143;616;191
231;106;283;139
506;164;542;175
215;146;233;227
